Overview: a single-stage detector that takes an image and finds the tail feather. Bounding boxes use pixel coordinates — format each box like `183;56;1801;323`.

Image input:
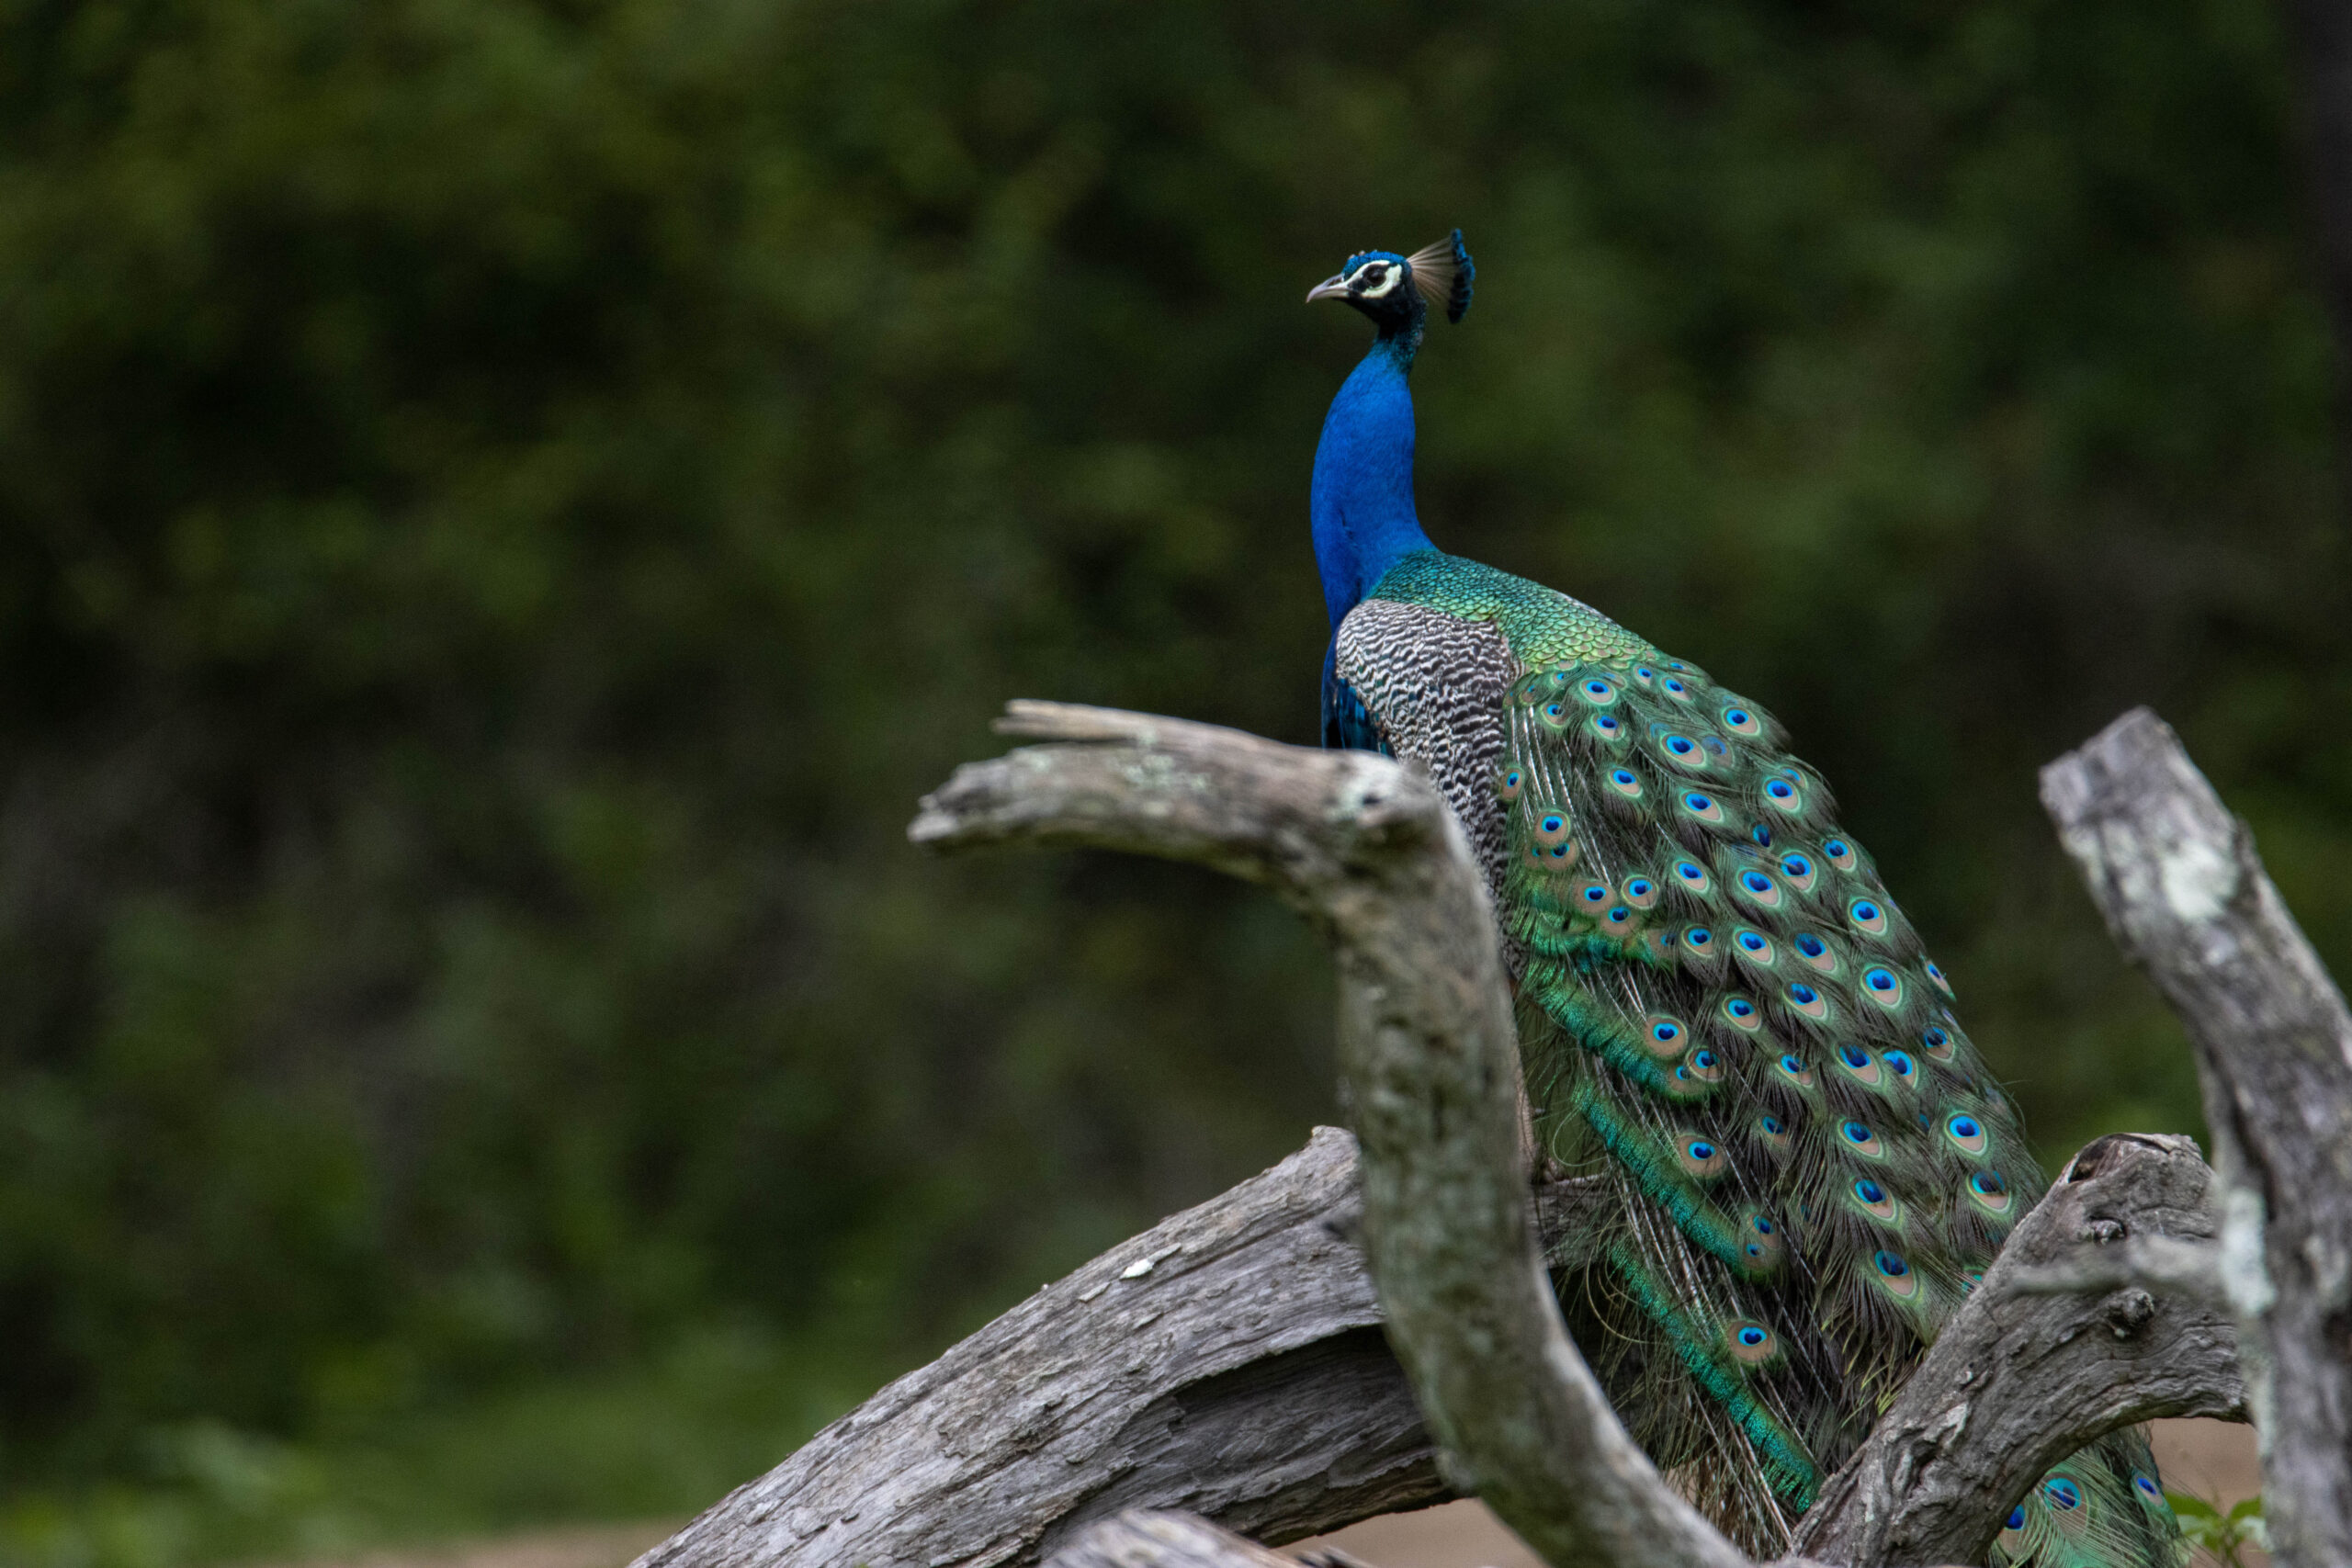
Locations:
1997;1431;2185;1568
1495;651;2184;1564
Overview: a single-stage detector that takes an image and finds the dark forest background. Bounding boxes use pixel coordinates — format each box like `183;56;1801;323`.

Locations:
0;0;2344;1561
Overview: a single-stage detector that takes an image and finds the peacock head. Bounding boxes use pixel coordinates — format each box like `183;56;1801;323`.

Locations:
1306;231;1475;336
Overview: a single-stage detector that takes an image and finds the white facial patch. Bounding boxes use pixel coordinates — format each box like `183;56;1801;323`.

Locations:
1349;261;1402;299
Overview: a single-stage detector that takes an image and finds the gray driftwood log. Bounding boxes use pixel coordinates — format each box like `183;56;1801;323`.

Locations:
633;702;2256;1568
630;1127;2239;1568
1046;1512;1299;1568
2042;707;2352;1568
633;1122;1607;1568
918;702;1758;1568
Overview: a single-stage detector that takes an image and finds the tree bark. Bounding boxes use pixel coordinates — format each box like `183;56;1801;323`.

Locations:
912;700;1754;1568
2041;706;2352;1568
1046;1512;1300;1568
632;1127;1610;1568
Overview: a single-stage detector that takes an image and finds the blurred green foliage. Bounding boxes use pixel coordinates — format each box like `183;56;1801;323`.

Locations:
2168;1491;2269;1568
0;0;2343;1557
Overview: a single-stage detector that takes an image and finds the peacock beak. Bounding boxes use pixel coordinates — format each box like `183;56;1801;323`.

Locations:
1305;274;1351;304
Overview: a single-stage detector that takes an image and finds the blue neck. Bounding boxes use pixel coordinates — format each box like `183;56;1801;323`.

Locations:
1310;329;1436;627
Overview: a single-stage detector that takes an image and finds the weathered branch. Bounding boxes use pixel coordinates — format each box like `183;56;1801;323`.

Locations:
1792;1134;2245;1568
913;701;1751;1568
633;1125;1601;1568
628;1121;2240;1568
2041;707;2352;1568
1046;1512;1298;1568
2006;1235;2224;1304
632;703;2260;1568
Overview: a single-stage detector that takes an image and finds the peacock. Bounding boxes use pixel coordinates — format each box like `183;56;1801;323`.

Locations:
1303;232;2183;1568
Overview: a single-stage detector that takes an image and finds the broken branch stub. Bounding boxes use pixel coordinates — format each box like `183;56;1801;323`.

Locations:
2041;707;2352;1568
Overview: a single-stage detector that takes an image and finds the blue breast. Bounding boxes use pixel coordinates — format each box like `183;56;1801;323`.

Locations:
1309;335;1434;631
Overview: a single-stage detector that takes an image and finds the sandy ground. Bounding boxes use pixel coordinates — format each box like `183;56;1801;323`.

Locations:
272;1418;2257;1568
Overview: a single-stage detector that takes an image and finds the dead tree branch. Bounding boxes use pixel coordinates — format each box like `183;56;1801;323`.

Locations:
631;703;2258;1568
913;701;1752;1568
1046;1512;1298;1568
2042;707;2352;1568
629;1125;2237;1568
632;1125;1607;1568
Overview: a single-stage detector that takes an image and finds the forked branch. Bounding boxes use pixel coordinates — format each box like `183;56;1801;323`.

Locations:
911;704;2242;1568
915;702;1752;1568
630;702;2259;1568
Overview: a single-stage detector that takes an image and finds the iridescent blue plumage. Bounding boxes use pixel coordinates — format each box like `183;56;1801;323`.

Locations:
1307;264;1435;630
1303;233;2180;1567
1320;638;1386;754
